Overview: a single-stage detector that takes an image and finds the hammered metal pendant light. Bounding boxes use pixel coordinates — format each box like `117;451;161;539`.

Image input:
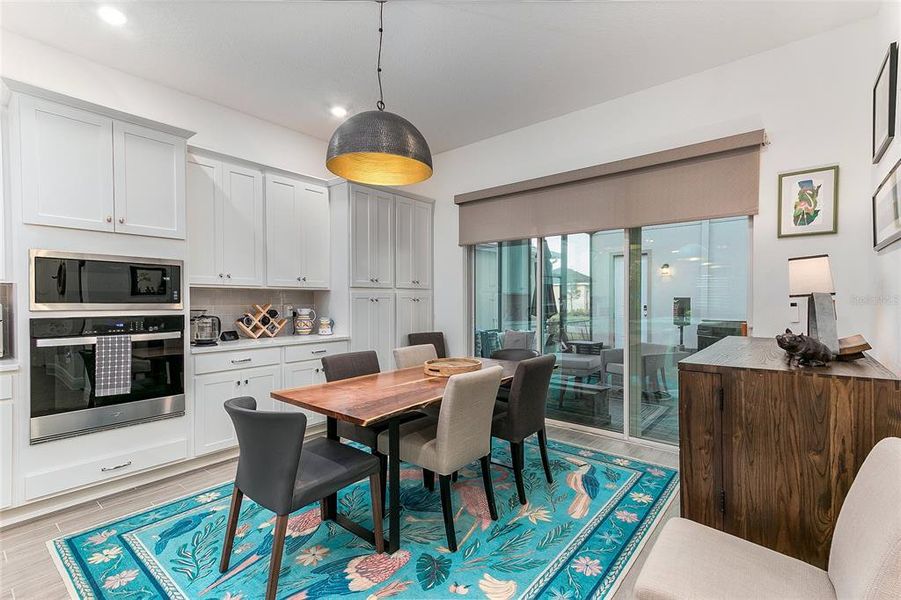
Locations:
326;1;432;185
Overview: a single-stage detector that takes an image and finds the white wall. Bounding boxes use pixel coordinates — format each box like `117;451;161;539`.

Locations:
412;12;901;374
0;31;331;180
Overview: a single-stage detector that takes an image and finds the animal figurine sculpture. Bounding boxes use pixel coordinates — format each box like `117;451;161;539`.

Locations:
776;329;835;367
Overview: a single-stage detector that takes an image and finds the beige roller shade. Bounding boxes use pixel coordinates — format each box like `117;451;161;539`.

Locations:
456;130;764;245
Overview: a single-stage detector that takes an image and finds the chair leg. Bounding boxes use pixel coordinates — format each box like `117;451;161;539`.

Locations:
511;441;527;505
423;468;435;491
376;451;388;515
219;486;243;573
265;514;289;600
369;472;385;553
438;474;458;552
537;428;553;484
480;455;498;521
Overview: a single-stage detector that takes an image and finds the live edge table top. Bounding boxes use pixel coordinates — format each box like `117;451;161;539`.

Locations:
271;358;519;426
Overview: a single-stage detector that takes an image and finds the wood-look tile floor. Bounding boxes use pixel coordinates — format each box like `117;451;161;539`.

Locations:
0;425;679;599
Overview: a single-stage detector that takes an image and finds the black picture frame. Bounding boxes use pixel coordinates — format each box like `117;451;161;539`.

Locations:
873;42;897;164
872;157;901;251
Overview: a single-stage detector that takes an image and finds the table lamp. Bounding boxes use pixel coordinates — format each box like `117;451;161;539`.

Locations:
788;254;838;354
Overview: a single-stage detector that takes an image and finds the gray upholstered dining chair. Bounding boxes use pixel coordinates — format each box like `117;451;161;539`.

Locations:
408;331;448;359
220;396;383;600
491;348;540;361
491;353;557;504
376;366;504;552
393;344;438;369
320;350;427;512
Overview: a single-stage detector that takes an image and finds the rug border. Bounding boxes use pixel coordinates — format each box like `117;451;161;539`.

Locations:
45;437;679;600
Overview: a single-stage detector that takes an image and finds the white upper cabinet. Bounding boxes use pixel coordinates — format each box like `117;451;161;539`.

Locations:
186;154;264;286
220;162;265;286
265;174;329;289
113;121;186;239
15;91;190;238
395;195;433;289
396;291;433;347
350;185;394;288
19;95;115;232
186;153;222;285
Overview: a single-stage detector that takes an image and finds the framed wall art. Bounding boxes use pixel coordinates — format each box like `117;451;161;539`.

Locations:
873;157;901;251
873;41;897;164
777;165;839;238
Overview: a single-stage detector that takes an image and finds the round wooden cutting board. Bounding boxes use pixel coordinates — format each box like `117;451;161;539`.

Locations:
424;357;482;377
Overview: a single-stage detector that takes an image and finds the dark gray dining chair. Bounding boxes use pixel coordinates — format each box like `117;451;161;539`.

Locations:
220;396;383;600
321;350;428;512
408;331;448;359
491;348;540;361
491;354;557;504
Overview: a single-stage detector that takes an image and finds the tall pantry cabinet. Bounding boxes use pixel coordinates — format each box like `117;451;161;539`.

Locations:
336;183;434;369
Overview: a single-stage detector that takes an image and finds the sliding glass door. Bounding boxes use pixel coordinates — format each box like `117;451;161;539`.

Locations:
469;218;750;446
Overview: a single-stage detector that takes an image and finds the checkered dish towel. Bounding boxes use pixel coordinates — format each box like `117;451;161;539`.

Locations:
95;335;132;397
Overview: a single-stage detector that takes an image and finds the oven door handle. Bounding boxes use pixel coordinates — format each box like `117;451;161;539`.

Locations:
35;331;183;348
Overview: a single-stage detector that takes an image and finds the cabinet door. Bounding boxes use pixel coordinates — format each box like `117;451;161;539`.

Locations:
19;95;115;232
395;195;416;289
299;184;330;289
351;291;394;368
265;174;303;287
186;154;222;285
220;161;264;286
350;186;376;287
280;361;326;426
194;371;239;455
372;191;395;287
0;401;12;509
412;199;433;289
113;121;186;239
241;364;280;413
396;292;433;347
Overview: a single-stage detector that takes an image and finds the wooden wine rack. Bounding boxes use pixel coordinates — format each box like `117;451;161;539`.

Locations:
235;303;288;339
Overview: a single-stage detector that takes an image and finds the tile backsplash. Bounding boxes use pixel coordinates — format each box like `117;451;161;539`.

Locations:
190;287;315;335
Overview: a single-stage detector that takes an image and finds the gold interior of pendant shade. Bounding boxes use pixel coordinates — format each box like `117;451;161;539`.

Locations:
327;152;433;186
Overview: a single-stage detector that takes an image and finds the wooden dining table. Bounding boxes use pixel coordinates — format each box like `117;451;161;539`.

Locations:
270;358;518;553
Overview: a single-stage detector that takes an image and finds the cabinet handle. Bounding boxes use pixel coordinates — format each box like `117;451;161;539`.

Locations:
311;349;327;354
231;357;252;364
118;217;125;224
101;460;132;472
106;216;113;223
297;276;302;281
374;278;379;283
244;379;249;385
302;276;307;282
226;273;232;279
219;273;224;278
236;380;241;386
315;368;321;373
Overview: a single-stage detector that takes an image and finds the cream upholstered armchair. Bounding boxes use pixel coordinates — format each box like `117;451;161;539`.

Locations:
634;437;901;599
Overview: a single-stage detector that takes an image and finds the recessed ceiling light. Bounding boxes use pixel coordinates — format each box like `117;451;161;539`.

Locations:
330;106;348;118
97;6;127;27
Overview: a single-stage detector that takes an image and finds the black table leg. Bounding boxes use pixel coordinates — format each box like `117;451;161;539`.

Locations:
388;417;401;553
324;417;338;520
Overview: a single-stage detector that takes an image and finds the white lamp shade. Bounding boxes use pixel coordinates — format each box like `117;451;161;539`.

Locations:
788;255;835;297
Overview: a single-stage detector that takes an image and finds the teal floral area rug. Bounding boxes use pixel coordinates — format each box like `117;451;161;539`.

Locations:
49;438;678;600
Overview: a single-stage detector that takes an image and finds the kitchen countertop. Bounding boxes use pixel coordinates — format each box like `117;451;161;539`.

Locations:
190;334;350;354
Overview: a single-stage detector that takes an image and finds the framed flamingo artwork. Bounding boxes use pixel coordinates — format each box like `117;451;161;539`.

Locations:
777;165;839;238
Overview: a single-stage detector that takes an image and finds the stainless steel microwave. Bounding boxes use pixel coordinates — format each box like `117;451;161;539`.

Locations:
30;250;183;311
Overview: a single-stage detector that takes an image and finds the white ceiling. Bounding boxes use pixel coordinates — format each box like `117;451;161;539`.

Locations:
1;1;879;153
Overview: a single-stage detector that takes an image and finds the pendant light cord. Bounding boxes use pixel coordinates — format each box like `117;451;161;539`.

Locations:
376;0;386;111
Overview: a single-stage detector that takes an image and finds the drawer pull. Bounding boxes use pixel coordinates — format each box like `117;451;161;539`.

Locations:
311;349;328;354
231;358;252;364
101;461;132;473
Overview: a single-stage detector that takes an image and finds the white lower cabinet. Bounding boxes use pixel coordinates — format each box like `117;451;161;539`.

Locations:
0;375;13;509
396;291;433;347
194;364;280;456
351;291;396;369
280;360;326;426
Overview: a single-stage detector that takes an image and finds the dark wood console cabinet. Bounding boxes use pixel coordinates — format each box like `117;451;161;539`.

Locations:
678;336;901;568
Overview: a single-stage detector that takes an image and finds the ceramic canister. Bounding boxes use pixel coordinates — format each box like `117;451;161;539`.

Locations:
294;308;316;335
318;316;334;336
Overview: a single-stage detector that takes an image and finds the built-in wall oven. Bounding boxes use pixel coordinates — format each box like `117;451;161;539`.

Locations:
28;250;186;443
30;315;185;443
